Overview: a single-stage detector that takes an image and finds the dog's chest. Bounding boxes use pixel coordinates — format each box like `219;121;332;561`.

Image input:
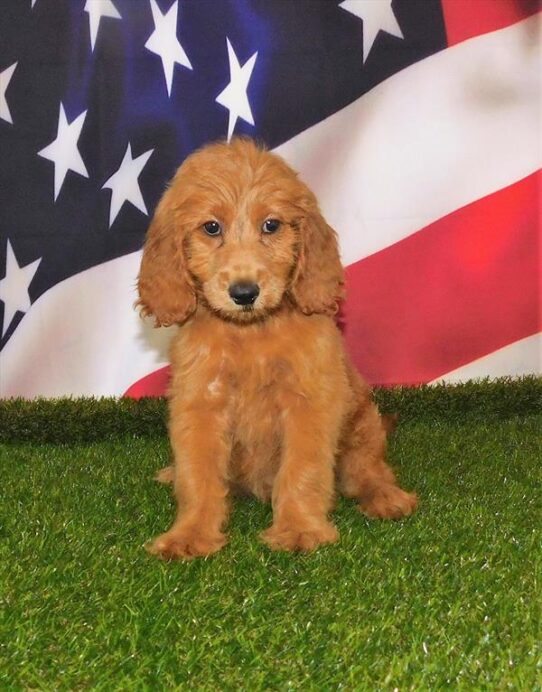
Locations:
181;313;327;441
226;351;290;440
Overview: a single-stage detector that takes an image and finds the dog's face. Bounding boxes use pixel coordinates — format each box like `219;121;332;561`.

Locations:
138;138;344;326
181;149;305;323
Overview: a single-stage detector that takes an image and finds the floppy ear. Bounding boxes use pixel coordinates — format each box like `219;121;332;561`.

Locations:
290;209;345;315
137;190;196;327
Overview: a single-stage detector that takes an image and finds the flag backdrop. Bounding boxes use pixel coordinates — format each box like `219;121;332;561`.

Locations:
0;0;540;398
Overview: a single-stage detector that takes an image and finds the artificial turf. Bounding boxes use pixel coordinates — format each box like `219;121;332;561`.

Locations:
1;381;541;689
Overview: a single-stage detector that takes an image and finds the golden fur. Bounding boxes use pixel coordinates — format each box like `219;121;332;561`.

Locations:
138;138;417;559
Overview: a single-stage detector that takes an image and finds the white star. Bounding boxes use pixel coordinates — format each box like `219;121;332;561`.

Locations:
102;143;154;227
339;0;404;64
0;240;41;337
215;38;258;141
0;62;17;125
145;0;192;98
38;104;89;201
84;0;121;51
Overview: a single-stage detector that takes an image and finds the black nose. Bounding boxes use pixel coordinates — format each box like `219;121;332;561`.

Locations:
228;282;260;306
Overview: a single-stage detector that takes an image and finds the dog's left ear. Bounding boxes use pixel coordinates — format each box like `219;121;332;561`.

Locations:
290;209;345;315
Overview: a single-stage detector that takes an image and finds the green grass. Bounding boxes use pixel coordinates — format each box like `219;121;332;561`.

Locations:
1;376;540;443
1;393;540;689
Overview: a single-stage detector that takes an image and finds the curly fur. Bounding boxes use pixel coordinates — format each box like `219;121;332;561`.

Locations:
138;138;417;559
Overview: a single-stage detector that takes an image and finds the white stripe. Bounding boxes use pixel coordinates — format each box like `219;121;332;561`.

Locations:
276;15;541;265
0;251;172;397
430;333;541;384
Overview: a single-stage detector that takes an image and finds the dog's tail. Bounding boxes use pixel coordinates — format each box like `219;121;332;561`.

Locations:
381;413;399;435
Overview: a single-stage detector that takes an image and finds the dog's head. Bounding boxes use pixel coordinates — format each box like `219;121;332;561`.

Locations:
138;138;344;326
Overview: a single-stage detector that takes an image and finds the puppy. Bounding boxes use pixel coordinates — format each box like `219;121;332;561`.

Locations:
138;138;417;559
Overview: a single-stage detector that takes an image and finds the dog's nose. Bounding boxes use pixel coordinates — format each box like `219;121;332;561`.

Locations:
228;282;260;306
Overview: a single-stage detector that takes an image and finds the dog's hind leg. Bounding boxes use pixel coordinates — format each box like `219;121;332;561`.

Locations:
337;372;417;519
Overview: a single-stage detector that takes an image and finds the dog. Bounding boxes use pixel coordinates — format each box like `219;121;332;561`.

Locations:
138;137;417;559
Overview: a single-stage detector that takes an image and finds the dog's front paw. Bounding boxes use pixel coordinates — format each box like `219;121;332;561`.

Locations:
359;485;418;520
146;528;227;560
260;521;339;552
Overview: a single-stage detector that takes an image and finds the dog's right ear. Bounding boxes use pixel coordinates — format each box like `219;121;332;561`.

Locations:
137;189;196;327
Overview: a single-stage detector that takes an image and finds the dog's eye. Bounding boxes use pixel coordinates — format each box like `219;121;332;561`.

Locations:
262;219;281;234
203;221;222;236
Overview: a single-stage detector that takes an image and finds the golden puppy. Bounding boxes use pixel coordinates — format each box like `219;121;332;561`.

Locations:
138;137;417;559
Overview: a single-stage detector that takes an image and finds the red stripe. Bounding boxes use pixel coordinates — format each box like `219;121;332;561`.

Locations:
442;0;541;46
123;365;170;398
341;171;541;386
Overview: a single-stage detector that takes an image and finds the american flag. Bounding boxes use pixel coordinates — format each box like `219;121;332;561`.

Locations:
0;0;540;398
